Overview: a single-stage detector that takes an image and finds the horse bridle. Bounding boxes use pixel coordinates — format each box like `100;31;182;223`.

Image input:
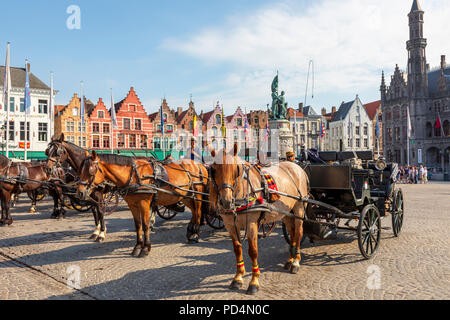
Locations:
78;157;103;194
45;142;65;175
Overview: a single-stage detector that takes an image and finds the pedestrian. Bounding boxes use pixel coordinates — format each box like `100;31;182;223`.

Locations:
419;165;424;184
424;167;428;184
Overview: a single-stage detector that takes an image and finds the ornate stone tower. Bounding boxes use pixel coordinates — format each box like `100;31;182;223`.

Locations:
407;0;428;104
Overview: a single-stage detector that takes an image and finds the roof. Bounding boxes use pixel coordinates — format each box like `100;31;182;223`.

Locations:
410;0;422;12
302;106;317;116
363;100;381;121
176;109;189;123
428;66;450;94
331;100;354;122
201;110;216;123
287;108;305;119
0;66;50;90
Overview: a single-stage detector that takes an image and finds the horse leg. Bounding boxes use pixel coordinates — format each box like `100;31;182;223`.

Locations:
127;199;144;257
4;192;13;226
28;191;37;214
138;198;152;258
95;191;107;243
282;217;296;270
246;221;261;295
186;198;201;244
0;194;6;225
89;205;101;241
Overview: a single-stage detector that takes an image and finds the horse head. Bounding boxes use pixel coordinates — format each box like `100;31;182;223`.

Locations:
209;144;243;212
76;150;105;201
45;133;68;175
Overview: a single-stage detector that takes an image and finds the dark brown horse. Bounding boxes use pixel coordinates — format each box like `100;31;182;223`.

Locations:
76;151;208;257
45;134;110;242
0;154;64;225
208;145;309;295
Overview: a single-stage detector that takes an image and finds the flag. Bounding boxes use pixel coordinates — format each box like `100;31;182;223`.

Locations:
110;89;118;129
3;43;11;112
407;106;412;139
193;114;198;137
320;118;325;139
221;106;226;137
24;60;31;115
435;113;444;136
160;104;164;133
244;115;249;137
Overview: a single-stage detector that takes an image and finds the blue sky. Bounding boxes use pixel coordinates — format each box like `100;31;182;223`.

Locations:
1;0;449;115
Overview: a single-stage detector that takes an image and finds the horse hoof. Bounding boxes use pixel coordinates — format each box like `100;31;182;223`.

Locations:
89;234;98;240
6;220;13;226
96;237;105;243
246;285;259;295
229;280;243;290
187;237;199;244
131;247;142;257
289;265;300;274
284;261;293;270
138;248;150;258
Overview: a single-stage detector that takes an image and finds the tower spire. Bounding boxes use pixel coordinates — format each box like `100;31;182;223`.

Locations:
410;0;422;13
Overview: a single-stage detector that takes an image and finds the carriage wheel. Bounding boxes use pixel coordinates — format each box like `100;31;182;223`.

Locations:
357;204;381;260
62;195;74;209
28;190;47;202
70;197;93;213
392;189;404;237
205;211;225;230
155;206;178;220
104;192;120;216
258;221;276;238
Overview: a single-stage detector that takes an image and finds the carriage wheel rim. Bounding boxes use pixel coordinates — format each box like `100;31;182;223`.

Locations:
359;205;381;259
393;190;404;236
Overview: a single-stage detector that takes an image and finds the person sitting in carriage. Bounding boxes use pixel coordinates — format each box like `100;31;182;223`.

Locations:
286;151;295;163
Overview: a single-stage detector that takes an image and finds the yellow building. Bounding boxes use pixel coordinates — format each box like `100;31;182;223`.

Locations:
54;93;93;148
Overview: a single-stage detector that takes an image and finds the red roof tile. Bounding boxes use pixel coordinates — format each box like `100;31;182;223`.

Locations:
364;100;381;121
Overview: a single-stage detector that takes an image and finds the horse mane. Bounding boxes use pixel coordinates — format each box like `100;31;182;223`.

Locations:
64;141;87;153
0;153;11;167
98;154;136;167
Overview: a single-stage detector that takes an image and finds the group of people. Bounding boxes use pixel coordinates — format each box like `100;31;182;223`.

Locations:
398;165;428;184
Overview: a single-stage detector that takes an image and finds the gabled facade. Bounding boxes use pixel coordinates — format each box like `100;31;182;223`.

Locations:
200;102;226;150
226;106;247;151
112;87;152;150
148;98;177;151
364;100;383;157
89;98;113;150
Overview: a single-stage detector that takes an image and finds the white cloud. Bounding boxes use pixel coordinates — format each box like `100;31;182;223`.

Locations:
161;0;450;113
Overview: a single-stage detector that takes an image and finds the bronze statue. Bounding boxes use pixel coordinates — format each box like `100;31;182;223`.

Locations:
270;74;287;120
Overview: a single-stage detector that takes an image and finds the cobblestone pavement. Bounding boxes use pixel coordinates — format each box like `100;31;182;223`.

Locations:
0;182;449;300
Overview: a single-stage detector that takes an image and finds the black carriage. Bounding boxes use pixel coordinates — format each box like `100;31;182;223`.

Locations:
282;150;404;259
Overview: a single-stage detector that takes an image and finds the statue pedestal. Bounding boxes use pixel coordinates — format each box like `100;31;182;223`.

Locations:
268;119;294;159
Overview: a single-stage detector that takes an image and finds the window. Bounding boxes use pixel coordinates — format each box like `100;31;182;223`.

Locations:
38;100;48;114
212;126;218;137
356;139;360;148
19;122;29;141
153;137;161;149
356;126;360;135
118;134;125;148
129;134;136;148
395;127;401;141
255;117;259;124
189;121;193;131
98;111;104;119
78;136;87;147
234;130;238;141
20;98;25;112
92;123;100;133
123;118;131;130
73;108;78;116
237;118;243;126
103;123;110;133
140;135;148;148
364;124;368;136
364;138;368;148
92;136;100;148
103;136;110;149
38;123;48;142
135;119;142;131
9;97;15;112
66;121;75;132
215;114;221;125
300;124;305;132
166;125;173;132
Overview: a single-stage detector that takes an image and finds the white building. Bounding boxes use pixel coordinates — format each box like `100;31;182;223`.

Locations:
288;106;324;154
0;66;56;160
328;96;373;152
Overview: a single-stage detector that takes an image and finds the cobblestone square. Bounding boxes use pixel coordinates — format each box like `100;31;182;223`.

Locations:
0;182;449;300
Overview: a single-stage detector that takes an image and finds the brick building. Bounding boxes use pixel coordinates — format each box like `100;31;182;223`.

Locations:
88;98;113;150
148;98;177;151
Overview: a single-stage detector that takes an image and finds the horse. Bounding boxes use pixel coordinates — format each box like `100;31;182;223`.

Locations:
0;154;64;226
45;134;110;242
208;145;309;295
75;150;208;257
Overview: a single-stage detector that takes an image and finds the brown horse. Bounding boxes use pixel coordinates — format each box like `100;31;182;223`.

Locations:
76;151;208;257
0;154;64;225
208;145;309;295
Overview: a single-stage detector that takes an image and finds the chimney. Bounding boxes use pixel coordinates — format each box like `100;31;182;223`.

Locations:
298;103;304;114
332;106;337;113
441;55;447;69
321;108;326;116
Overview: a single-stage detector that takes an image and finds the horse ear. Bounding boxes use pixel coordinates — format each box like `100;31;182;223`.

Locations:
91;150;98;161
233;143;238;157
59;133;65;142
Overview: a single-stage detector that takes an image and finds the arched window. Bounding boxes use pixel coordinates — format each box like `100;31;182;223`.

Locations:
426;122;433;138
443;120;450;137
215;114;221;125
212;126;218;137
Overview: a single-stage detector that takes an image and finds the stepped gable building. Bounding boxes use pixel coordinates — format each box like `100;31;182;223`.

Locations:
148;98;176;151
54;93;93;148
382;0;450;171
112;87;152;150
88;98;113;150
226;106;247;150
247;109;269;148
364;100;383;156
200;102;225;150
0;65;56;159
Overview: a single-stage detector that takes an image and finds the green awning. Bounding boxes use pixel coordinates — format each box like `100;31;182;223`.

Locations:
0;151;48;160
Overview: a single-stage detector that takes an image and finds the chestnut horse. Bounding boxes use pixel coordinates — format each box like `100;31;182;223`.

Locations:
0;154;64;225
208;146;309;295
76;151;208;257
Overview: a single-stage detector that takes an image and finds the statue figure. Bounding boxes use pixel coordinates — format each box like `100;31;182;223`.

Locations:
270;74;287;120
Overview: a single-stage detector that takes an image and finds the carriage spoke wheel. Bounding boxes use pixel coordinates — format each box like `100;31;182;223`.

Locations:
70;197;93;213
104;192;120;216
392;189;404;237
155;206;178;220
62;195;74;209
358;204;381;260
258;221;276;238
205;211;225;230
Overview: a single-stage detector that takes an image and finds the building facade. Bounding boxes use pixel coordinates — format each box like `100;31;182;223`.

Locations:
382;0;450;172
148;98;176;151
88;98;113;151
54;93;91;149
364;100;383;157
0;66;55;159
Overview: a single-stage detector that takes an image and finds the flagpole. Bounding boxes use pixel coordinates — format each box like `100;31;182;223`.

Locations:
4;42;11;158
50;72;54;140
24;59;29;161
80;81;83;148
110;88;114;155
